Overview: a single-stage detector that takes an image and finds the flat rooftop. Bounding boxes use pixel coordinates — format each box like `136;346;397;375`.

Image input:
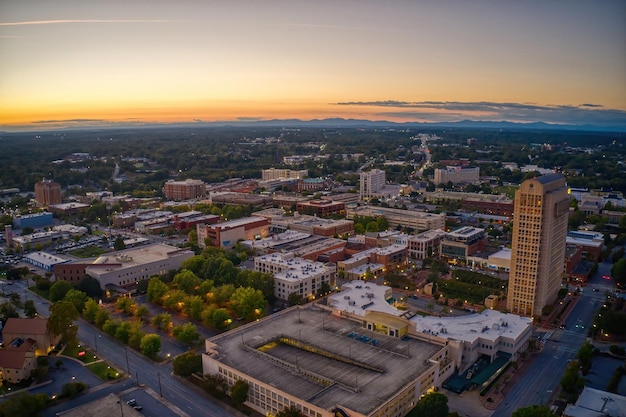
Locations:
411;310;532;344
205;304;441;415
90;243;191;267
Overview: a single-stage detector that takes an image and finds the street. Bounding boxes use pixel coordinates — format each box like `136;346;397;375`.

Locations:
492;258;614;416
14;281;236;417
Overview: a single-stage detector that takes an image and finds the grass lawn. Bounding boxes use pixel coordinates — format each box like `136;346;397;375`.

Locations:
63;342;99;364
68;245;107;258
86;362;123;380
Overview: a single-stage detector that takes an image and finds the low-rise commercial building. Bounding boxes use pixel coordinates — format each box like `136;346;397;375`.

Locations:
202;302;454;417
197;217;270;250
440;227;488;264
346;206;445;232
82;244;194;290
254;252;336;301
162;179;206;201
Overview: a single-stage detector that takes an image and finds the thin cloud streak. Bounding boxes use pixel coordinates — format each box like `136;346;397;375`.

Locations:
334;100;626;127
0;19;186;26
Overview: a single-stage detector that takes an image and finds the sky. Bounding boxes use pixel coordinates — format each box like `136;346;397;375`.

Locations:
1;0;625;130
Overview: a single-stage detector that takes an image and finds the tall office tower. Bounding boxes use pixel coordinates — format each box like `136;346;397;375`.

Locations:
34;179;62;207
507;173;570;316
360;169;386;200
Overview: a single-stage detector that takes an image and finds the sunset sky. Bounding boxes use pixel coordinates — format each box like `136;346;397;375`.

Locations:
1;0;625;130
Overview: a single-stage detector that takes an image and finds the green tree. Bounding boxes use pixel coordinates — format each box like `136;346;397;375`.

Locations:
102;319;121;336
127;321;145;350
29;365;49;382
612;258;626;287
134;304;149;321
49;280;73;302
182;295;205;320
172;351;202;377
95;308;110;327
413;392;448;417
9;292;22;308
115;321;133;343
140;333;162;357
162;289;186;311
23;299;37;318
276;406;305;417
211;308;232;331
512;405;556;417
0;392;49;417
63;289;88;312
172;322;201;344
147;277;169;303
0;302;19;325
173;269;202;294
116;296;136;314
114;236;126;250
82;298;100;323
60;381;87;398
151;313;172;331
288;292;304;306
48;301;79;345
230;379;249;406
230;287;265;320
76;276;103;299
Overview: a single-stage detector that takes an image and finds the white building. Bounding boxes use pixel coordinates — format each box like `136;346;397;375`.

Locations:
85;243;194;289
253;252;336;301
434;166;479;185
261;168;308;180
360;169;386;200
411;310;532;371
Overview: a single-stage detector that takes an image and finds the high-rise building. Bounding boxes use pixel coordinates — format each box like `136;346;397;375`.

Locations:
360;169;385;200
507;174;570;316
162;179;206;201
34;179;62;207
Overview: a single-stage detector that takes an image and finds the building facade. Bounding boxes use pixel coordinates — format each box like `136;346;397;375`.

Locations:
360;169;386;200
346;206;446;232
295;200;345;217
162;179;206;201
254;252;336;301
433;166;479;185
34;179;62;207
440;227;488;264
507;174;569;316
262;168;308;180
197;217;270;249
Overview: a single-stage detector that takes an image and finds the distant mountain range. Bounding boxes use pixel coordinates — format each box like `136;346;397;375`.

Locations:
161;118;626;133
2;117;625;133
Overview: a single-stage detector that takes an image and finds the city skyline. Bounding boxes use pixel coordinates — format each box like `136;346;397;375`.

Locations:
1;0;625;131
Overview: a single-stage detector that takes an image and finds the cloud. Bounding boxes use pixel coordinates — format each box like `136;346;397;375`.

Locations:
237;117;264;121
0;19;185;27
334;100;626;127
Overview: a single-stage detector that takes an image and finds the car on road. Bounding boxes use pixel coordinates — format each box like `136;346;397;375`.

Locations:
602;274;611;280
592;288;599;292
559;324;566;329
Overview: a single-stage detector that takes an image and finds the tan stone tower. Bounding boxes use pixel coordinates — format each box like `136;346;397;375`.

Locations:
507;173;569;317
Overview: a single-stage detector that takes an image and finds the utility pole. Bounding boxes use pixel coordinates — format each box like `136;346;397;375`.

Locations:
125;348;130;374
158;372;163;397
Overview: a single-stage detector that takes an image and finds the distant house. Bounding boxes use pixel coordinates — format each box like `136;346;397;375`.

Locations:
0;317;59;383
0;338;37;383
